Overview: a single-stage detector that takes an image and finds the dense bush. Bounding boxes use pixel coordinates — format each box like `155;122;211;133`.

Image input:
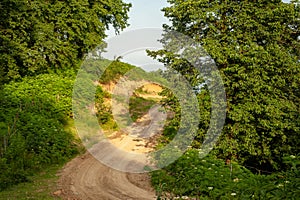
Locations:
0;72;78;190
99;61;135;84
0;0;130;84
129;95;157;122
151;150;300;199
95;85;116;128
148;0;300;173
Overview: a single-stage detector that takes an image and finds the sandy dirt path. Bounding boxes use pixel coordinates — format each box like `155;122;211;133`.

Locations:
56;107;166;200
55;83;166;199
56;152;156;200
56;111;163;200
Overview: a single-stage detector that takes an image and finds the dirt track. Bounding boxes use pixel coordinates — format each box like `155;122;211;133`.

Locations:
55;83;165;199
56;152;156;200
56;109;162;200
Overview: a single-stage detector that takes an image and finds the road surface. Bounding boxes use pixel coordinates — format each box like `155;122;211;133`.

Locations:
56;105;167;199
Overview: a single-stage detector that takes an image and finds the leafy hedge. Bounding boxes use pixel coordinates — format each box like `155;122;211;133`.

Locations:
151;149;300;199
0;72;78;190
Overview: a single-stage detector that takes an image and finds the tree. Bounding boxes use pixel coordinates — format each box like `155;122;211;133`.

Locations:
154;0;300;171
0;0;131;83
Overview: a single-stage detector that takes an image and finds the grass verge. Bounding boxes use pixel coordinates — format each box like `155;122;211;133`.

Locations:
0;164;64;200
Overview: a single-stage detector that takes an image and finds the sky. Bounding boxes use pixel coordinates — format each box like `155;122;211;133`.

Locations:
105;0;170;71
106;0;170;38
104;0;292;71
106;0;292;38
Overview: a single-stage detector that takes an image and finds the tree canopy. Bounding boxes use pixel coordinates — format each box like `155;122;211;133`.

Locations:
154;0;300;171
0;0;131;190
0;0;131;84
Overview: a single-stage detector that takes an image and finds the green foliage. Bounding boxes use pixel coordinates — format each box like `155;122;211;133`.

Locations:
156;86;181;145
0;164;64;199
92;61;137;130
99;61;135;84
151;150;300;199
0;73;78;190
129;95;157;122
99;62;169;85
95;85;115;127
152;0;300;171
0;0;131;84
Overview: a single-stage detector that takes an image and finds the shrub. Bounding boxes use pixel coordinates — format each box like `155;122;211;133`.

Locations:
151;150;300;199
0;72;78;190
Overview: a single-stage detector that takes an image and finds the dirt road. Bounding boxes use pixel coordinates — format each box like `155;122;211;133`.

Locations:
56;152;156;200
56;113;163;199
56;106;166;199
55;82;166;199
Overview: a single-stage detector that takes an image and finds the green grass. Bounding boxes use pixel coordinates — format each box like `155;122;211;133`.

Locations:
0;120;80;200
129;95;158;122
0;164;63;200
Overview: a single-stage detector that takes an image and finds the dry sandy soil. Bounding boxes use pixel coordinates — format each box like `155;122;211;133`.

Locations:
56;152;156;200
55;83;164;200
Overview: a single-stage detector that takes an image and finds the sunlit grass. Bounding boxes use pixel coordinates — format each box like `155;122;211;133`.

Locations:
0;164;63;200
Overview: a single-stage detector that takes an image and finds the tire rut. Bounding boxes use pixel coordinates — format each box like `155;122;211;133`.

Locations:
56;153;156;200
